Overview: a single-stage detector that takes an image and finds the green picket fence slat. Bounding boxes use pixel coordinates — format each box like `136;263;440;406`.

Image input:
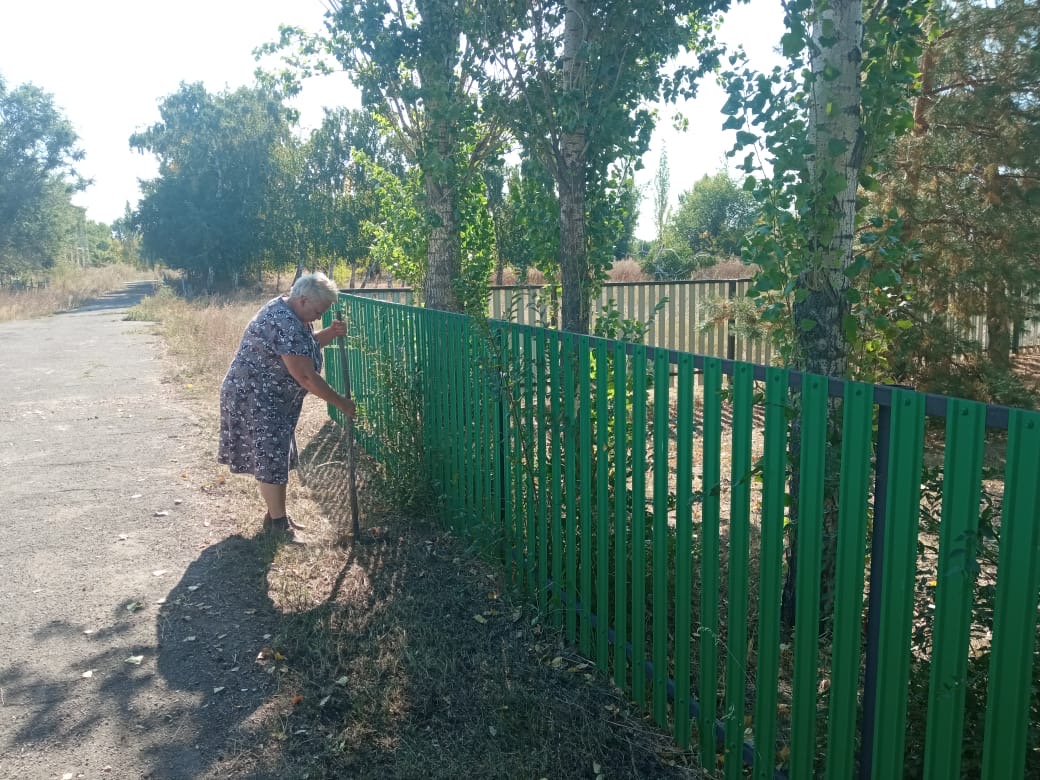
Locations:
563;336;578;643
825;381;875;780
549;335;563;626
595;340;611;671
753;367;789;779
923;398;985;779
674;353;695;749
613;340;629;690
652;348;671;727
790;374;828;779
536;332;549;614
981;410;1040;780
725;363;754;779
631;344;648;706
870;389;926;779
579;337;593;656
699;358;722;766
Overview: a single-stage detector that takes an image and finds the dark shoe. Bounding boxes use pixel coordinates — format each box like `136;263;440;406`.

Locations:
262;515;294;539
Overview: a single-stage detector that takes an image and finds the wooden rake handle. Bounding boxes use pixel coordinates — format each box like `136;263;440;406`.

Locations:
335;307;361;540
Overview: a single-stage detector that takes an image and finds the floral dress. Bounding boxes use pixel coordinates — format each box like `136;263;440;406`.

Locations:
218;297;322;484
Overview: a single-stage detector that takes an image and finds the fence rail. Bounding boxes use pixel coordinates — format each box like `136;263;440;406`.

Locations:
324;293;1040;779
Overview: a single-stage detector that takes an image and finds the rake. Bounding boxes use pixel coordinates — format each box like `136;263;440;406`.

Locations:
335;305;361;540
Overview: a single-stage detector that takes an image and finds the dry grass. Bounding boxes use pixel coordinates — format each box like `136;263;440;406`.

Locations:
131;284;707;779
608;259;648;282
0;264;155;322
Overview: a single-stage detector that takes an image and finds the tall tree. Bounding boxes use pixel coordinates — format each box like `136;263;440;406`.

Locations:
0;76;86;275
666;170;757;258
268;1;507;311
130;82;297;287
298;109;407;285
723;0;930;630
487;0;728;333
881;0;1040;397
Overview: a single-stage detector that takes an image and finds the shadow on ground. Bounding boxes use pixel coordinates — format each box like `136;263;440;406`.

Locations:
249;419;700;779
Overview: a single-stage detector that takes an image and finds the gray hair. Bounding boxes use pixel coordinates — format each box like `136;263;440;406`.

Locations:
289;272;338;307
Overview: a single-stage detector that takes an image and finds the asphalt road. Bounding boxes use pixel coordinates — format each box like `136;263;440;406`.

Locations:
0;283;283;779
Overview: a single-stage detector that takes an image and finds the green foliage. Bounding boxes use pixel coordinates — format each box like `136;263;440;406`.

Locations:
357;153;427;289
497;161;560;276
874;0;1040;401
0;75;85;275
721;0;930;379
265;1;508;312
130;82;297;287
484;0;729;332
301;108;406;279
663;170;757;259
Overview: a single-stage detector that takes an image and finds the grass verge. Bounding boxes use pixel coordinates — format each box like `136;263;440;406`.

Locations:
0;264;155;322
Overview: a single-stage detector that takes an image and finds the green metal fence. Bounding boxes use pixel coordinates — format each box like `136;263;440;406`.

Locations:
324;293;1040;779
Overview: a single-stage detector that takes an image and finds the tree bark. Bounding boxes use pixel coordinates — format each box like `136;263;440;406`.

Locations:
422;172;462;312
986;280;1012;371
557;0;591;334
783;0;864;635
558;149;589;333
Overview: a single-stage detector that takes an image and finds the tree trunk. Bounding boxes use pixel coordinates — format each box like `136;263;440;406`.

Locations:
557;0;591;334
558;152;589;333
782;0;863;634
986;280;1012;371
422;173;462;312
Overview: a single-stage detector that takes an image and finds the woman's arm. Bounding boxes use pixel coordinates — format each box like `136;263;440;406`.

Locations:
281;354;356;417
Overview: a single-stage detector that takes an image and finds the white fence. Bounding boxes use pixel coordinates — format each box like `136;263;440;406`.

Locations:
344;280;1040;360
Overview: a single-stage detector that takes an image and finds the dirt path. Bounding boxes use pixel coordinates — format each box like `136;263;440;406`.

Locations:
0;283;283;779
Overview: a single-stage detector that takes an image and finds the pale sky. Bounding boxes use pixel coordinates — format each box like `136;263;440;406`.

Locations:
0;0;782;240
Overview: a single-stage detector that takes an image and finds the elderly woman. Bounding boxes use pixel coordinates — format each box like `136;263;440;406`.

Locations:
218;272;355;537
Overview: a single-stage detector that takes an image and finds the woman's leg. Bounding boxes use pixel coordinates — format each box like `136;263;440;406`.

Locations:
258;481;288;519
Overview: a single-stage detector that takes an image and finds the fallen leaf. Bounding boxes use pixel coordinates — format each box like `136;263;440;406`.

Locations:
81;670;94;679
126;601;143;613
291;694;304;706
125;655;144;666
274;651;286;662
334;676;348;686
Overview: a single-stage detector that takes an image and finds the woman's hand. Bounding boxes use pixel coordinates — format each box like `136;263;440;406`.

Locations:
338;397;356;419
314;320;347;348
